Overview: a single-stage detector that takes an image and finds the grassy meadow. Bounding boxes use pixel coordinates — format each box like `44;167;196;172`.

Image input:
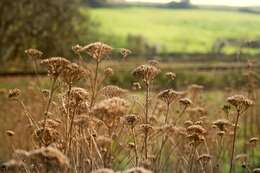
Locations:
86;7;260;54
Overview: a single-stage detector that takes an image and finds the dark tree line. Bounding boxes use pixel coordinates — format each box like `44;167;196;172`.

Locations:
0;0;94;62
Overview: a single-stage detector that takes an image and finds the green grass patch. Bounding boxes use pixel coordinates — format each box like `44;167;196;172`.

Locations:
84;7;260;54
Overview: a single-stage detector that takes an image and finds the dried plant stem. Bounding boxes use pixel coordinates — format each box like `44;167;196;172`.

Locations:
229;110;240;173
189;145;196;173
90;61;100;108
17;99;38;129
131;127;139;167
42;77;57;146
144;82;150;160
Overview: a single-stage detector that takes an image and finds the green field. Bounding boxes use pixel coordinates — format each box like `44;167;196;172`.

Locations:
84;7;260;54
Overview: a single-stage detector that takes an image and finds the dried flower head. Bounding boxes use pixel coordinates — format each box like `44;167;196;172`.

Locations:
61;63;89;85
253;168;260;173
148;59;159;67
104;67;114;76
5;130;15;137
132;82;142;90
120;48;132;59
184;120;194;128
132;64;160;83
123;114;138;126
8;88;21;99
40;57;70;78
165;72;176;80
25;48;43;59
179;98;192;107
29;147;70;170
213;119;231;131
81;42;112;62
33;127;59;146
235;153;248;163
157;89;180;105
198;154;211;164
96;136;112;148
72;44;83;54
70;87;89;103
187;125;207;135
189;84;204;91
100;85;128;98
227;95;254;112
92;97;129;124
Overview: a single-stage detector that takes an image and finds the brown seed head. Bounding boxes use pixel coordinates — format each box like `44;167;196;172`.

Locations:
104;67;114;76
157;89;179;105
40;57;70;77
165;72;176;81
227;95;254;112
81;42;112;62
179;98;192;107
5;130;15;137
25;48;43;59
101;85;128;98
120;48;132;58
92;97;129;122
8;88;21;99
132;64;160;83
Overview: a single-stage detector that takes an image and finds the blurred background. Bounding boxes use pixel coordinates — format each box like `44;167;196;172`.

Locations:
0;0;260;89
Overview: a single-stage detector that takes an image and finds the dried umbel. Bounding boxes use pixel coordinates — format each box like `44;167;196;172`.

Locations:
25;48;43;59
189;84;204;91
148;59;159;67
8;88;21;99
179;97;192;107
100;85;128;98
0;159;25;172
5;130;15;137
157;89;180;105
227;95;254;112
61;63;88;85
187;125;207;135
38;119;61;129
132;64;160;83
92;97;130;124
198;154;211;164
120;48;132;59
104;67;114;76
213;119;231;131
165;72;176;81
81;42;113;62
96;136;112;148
123;167;152;173
72;44;83;54
253;168;260;173
132;82;142;91
29;147;70;171
70;87;89;103
123;114;138;126
40;57;70;78
249;137;259;146
33;127;59;146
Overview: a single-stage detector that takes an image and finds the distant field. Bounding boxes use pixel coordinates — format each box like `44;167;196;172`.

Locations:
84;7;260;54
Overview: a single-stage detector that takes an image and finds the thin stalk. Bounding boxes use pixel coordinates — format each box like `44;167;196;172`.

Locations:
144;81;150;160
229;110;240;173
131;127;139;167
42;77;57;146
90;61;99;108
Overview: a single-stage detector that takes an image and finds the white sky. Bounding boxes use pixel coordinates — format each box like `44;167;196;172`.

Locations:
126;0;260;6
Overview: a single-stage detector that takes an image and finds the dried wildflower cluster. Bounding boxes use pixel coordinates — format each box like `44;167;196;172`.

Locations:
2;44;259;173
